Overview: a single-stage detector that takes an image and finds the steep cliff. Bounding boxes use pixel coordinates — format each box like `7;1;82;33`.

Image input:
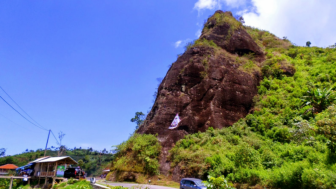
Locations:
137;10;266;174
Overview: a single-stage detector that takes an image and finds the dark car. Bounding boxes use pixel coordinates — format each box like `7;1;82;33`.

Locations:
180;178;206;189
64;167;85;179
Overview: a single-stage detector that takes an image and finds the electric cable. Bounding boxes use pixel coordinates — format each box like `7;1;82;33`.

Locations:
0;112;31;131
0;95;48;131
0;86;43;127
51;130;60;145
0;87;64;151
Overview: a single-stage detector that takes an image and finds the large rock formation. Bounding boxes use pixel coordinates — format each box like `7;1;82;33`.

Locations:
137;10;265;174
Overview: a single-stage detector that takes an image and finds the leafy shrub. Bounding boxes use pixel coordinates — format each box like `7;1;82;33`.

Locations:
192;39;218;49
204;175;235;189
111;134;161;175
53;182;67;189
67;178;78;184
234;144;261;169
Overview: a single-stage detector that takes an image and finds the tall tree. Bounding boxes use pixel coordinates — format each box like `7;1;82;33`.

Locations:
57;131;66;156
238;16;245;24
0;148;5;157
131;112;145;129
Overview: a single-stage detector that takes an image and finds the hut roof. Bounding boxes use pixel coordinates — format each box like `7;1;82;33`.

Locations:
0;164;18;170
33;156;77;164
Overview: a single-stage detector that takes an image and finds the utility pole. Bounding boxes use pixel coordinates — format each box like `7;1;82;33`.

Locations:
44;130;51;157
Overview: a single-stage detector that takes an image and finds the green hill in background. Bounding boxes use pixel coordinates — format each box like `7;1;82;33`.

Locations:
0;148;113;176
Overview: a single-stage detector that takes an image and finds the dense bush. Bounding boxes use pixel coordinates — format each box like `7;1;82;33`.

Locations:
111;133;161;175
204;175;235;189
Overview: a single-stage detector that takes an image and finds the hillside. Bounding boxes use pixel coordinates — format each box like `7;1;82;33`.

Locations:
0;148;113;176
110;10;336;188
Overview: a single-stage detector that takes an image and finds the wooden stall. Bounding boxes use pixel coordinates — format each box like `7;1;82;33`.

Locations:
31;156;78;186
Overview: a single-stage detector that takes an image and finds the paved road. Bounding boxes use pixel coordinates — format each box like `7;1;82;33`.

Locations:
101;181;177;189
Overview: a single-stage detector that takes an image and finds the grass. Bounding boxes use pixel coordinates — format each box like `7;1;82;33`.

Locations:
202;11;243;40
102;177;179;189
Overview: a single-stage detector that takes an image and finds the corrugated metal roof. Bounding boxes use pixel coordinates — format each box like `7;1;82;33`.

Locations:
34;156;77;164
30;156;50;163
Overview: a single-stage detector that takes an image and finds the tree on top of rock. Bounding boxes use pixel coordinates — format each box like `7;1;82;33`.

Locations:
306;41;311;47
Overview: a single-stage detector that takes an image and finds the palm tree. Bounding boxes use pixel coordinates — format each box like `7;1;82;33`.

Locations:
301;87;336;118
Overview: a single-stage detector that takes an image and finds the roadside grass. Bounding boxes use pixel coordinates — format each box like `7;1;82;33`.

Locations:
53;180;92;189
101;176;179;189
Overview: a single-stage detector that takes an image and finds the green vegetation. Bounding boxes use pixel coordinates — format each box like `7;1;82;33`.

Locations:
108;12;336;189
301;87;336;117
169;29;336;187
110;134;161;176
0;178;22;189
193;39;219;49
0;178;92;189
0;147;113;176
245;26;291;51
184;39;219;52
53;179;92;189
204;175;235;189
203;12;242;40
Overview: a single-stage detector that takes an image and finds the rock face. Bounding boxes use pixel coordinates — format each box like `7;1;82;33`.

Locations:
201;11;264;57
137;11;264;175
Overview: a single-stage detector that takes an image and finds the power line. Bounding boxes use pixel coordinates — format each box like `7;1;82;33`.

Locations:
0;112;31;131
51;130;60;145
0;87;63;150
0;86;43;127
0;96;48;131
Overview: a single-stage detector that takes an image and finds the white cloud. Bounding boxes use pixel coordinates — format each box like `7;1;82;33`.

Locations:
193;0;336;47
175;40;182;48
224;0;248;8
242;0;336;47
194;0;248;11
174;39;192;48
194;0;219;11
195;29;202;37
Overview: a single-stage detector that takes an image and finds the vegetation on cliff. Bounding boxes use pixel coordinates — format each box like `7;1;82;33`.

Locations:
109;11;336;189
169;26;336;188
110;134;161;176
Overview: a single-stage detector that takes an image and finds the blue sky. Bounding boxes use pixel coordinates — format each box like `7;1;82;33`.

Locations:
1;0;335;155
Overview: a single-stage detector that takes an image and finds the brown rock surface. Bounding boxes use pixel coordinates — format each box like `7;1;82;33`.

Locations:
137;11;264;175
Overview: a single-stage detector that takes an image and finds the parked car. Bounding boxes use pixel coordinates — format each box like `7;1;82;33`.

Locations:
64;167;85;179
180;178;206;189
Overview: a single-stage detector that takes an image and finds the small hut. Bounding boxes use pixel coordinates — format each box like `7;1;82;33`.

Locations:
31;156;78;185
0;164;18;175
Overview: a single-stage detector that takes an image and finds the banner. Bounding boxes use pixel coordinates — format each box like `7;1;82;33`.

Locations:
56;165;66;177
169;114;180;129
